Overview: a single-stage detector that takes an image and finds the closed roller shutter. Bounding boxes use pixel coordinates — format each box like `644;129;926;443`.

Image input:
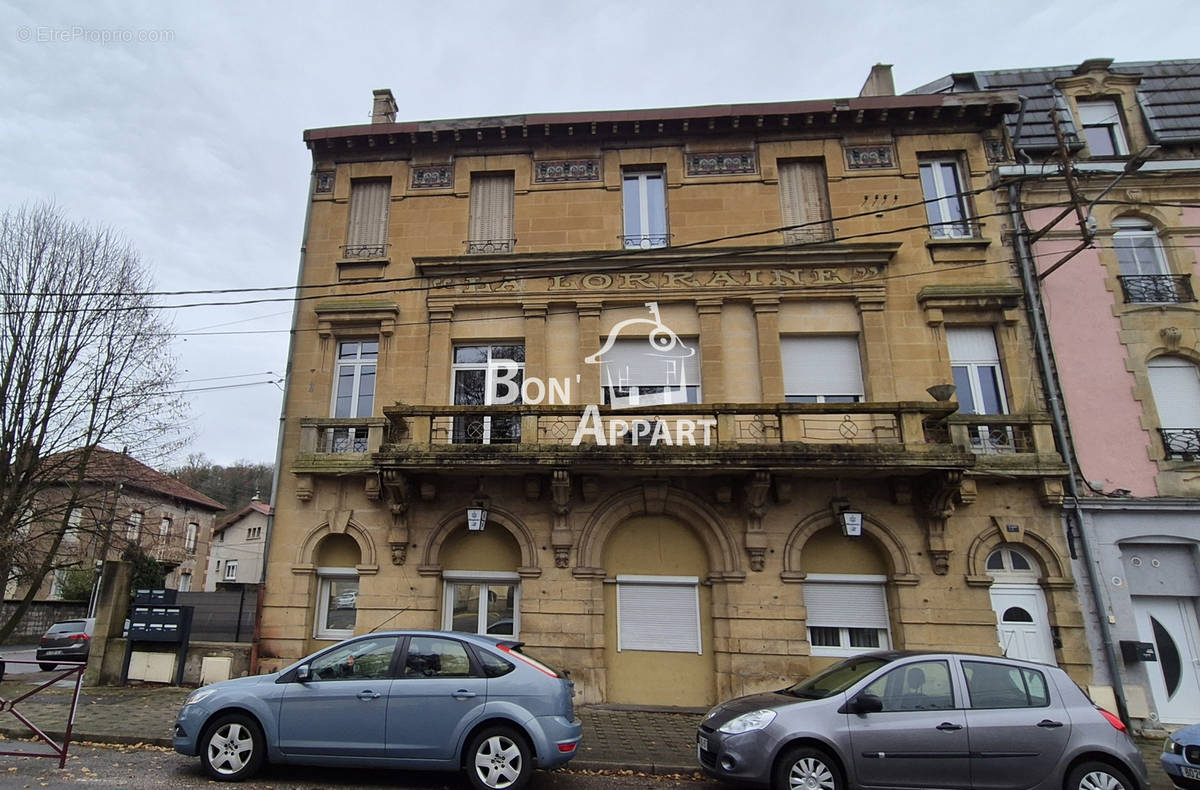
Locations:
616;575;701;654
804;580;889;629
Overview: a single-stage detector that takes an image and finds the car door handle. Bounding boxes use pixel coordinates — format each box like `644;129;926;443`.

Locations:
452;689;478;699
357;690;381;700
1037;719;1064;728
936;722;963;731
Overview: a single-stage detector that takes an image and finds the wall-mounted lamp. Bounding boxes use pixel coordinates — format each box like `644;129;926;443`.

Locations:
840;510;863;537
466;505;488;532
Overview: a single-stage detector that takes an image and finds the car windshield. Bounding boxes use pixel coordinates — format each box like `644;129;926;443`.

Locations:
780;655;890;699
47;621;85;635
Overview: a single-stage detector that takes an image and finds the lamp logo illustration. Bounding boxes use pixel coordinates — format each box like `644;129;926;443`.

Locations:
584;302;696;409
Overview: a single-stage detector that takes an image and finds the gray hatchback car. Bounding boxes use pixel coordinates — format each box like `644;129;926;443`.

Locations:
698;651;1148;790
174;631;581;789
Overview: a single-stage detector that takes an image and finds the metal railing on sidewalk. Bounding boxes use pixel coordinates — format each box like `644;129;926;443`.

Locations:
0;659;85;768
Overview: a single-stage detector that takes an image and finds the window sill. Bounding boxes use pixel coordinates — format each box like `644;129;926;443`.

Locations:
336;257;390;281
925;237;991;264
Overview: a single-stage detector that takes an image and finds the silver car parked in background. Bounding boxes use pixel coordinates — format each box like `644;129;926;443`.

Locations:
174;631;581;789
698;651;1148;790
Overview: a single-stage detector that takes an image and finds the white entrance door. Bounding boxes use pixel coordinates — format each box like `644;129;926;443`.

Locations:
990;584;1056;664
1133;596;1200;725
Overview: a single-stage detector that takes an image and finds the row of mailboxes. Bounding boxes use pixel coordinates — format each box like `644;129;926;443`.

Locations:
127;602;191;643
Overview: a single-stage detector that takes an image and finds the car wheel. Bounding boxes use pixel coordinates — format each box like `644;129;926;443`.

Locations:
774;745;843;790
466;726;532;790
38;662;56;671
1067;761;1134;790
199;713;265;782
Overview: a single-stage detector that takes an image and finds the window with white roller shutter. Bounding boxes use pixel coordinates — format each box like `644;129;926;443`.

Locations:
778;160;833;243
615;575;702;653
599;337;701;406
804;573;891;656
782;336;864;403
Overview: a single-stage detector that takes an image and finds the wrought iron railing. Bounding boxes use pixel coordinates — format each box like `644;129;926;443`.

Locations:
1160;427;1200;460
621;234;671;249
297;418;389;455
1118;275;1195;304
341;243;389;259
945;415;1039;454
928;219;981;240
465;238;516;254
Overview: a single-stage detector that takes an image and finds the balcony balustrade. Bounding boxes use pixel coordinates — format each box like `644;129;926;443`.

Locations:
1160;427;1200;460
1118;274;1195;304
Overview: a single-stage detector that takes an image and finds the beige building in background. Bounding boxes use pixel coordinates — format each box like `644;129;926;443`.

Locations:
260;68;1082;707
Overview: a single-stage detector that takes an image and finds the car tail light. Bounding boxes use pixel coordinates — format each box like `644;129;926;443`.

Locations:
1097;707;1127;733
40;637;48;645
69;634;89;642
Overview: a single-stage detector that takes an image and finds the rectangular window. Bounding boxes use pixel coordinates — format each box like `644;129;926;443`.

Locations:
179;572;191;592
452;344;524;443
782;336;864;403
316;572;358;640
345;179;390;258
948;328;1008;416
468;172;515;253
160;517;171;539
1077;100;1128;157
329;338;378;452
443;571;520;637
247;526;262;540
63;507;82;544
779;159;833;243
126;512;143;542
804;575;891;656
622;169;668;248
224;560;238;581
919;157;971;238
185;522;198;553
598;337;701;407
616;575;701;653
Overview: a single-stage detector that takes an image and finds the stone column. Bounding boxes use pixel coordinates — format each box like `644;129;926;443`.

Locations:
425;306;454;405
753;298;783;402
857;296;895;400
697;299;724;402
577;301;602;403
523;303;548;387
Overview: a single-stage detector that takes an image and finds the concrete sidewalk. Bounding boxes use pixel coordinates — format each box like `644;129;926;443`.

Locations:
0;674;1175;785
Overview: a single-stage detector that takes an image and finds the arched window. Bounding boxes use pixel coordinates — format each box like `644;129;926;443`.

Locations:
1113;218;1186;303
1148;356;1200;459
986;546;1038;580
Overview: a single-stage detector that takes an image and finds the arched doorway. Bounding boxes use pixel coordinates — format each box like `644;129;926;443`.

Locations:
986;546;1056;664
602;515;715;707
440;522;522;638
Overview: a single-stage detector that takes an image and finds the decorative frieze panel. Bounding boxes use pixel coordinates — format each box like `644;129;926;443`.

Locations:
533;159;601;183
411;165;453;189
844;145;896;170
314;171;335;194
984;137;1011;164
685;151;757;176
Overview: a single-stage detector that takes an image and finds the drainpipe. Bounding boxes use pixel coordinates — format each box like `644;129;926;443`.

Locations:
250;169;316;674
1007;181;1131;726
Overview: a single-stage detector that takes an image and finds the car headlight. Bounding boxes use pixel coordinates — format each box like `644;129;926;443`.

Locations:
719;709;777;734
1164;737;1183;755
184;688;218;706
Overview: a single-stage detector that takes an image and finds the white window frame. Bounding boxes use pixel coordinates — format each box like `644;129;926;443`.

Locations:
329;338;378;452
948;327;1009;416
614;574;702;654
1076;99;1129;157
159;516;171;539
441;570;521;637
126;512;143;542
804;573;892;657
247;526;261;540
1113;219;1176;302
598;337;701;407
224;560;238;582
1149;356;1200;432
315;567;359;640
185;522;198;553
622;169;668;248
64;507;82;544
451;344;525;443
782;335;865;403
919;156;972;238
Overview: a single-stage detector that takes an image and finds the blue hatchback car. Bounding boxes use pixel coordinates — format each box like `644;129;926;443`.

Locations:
174;631;581;789
1163;723;1200;790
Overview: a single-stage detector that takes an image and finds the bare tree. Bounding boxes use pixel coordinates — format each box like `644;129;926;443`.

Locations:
0;202;189;640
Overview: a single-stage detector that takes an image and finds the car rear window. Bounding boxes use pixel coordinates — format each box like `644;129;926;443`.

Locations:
47;621;86;634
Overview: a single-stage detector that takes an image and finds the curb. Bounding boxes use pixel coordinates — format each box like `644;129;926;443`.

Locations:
0;726;174;749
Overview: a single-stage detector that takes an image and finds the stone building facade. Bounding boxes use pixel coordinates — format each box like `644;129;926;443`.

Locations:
917;58;1200;727
260;73;1081;707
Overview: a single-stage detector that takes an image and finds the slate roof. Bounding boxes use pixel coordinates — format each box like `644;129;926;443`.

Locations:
909;59;1200;151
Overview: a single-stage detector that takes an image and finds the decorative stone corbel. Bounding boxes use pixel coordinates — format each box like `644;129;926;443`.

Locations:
295;474;313;502
382;470;411;565
643;480;669;515
550;469;573;569
364;474;381;501
914;470;964;575
327;508;353;534
1161;326;1182;352
525;474;543;502
743;471;771;572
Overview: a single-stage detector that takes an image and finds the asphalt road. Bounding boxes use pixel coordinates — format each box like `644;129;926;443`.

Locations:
0;741;718;790
1;646;44;675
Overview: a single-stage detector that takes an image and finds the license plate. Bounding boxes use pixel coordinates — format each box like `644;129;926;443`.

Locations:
698;736;709;752
1182;766;1200;781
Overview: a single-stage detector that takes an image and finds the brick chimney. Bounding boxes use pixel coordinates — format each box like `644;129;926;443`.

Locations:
371;88;397;124
859;64;895;97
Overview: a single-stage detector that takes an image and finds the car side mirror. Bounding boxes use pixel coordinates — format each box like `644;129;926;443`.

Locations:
296;664;311;683
841;692;884;715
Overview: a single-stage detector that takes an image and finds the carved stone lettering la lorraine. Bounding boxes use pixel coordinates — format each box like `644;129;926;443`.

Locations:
429;266;883;295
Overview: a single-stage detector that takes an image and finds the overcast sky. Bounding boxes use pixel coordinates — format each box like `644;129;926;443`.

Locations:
0;0;1195;469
